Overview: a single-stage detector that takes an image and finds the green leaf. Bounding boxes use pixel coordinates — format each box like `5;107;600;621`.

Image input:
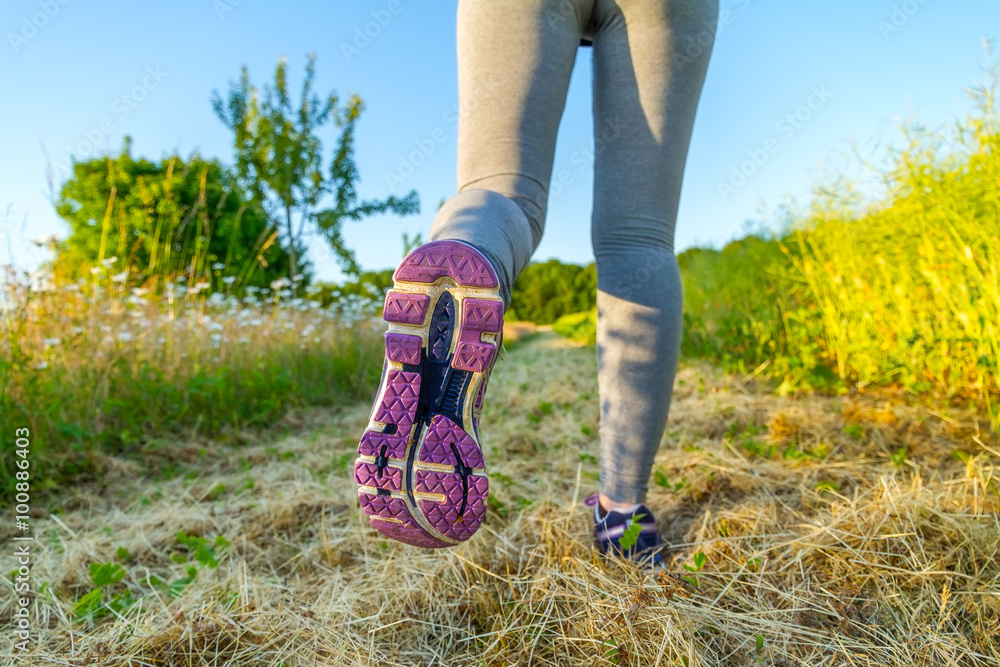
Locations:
601;638;619;661
167;566;199;598
618;513;646;551
890;448;908;467
72;588;105;624
89;562;126;587
107;591;137;615
683;552;707;573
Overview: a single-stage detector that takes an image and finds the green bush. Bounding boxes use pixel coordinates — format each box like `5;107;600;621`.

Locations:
552;309;597;345
52;137;293;292
307;269;395;315
676;68;1000;422
510;259;596;324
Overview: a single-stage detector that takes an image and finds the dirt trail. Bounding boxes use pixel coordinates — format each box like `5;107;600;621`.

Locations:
11;333;1000;666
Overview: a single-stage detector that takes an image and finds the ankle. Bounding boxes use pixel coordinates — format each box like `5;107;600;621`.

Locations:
598;493;641;514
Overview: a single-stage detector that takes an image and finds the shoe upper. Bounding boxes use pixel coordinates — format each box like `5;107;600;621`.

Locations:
585;493;665;569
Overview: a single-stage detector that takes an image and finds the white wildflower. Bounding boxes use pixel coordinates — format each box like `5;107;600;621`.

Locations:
212;262;226;271
43;337;61;347
111;271;128;283
31;233;58;246
36;361;49;370
101;256;118;267
117;331;134;343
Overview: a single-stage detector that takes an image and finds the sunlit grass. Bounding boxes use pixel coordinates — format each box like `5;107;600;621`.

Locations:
0;269;385;496
678;63;1000;430
16;338;1000;665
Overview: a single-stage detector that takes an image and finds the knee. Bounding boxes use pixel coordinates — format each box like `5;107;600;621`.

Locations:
592;219;675;256
594;246;680;305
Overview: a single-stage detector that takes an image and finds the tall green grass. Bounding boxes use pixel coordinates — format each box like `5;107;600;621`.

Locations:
680;66;1000;427
0;272;384;497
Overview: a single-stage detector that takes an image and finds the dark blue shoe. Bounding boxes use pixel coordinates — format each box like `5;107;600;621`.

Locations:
585;493;665;570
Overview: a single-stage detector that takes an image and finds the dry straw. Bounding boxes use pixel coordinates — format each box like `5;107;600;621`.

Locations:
6;336;998;666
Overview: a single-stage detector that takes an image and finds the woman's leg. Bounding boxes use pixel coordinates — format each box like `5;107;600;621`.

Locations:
357;0;598;549
590;0;718;506
429;0;594;309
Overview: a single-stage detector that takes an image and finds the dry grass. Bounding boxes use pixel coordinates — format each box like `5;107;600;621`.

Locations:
5;333;1000;666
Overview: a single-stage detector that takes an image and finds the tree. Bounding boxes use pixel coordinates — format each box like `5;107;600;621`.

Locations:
212;53;419;290
53;137;292;290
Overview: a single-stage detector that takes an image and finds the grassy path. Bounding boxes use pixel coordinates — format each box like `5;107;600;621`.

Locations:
8;331;1000;666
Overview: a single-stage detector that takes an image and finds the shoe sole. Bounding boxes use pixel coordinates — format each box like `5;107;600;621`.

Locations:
354;240;502;548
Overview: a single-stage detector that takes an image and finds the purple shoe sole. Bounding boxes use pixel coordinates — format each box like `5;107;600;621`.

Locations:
355;240;502;548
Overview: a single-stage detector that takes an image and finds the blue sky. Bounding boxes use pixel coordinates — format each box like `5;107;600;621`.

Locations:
1;0;996;283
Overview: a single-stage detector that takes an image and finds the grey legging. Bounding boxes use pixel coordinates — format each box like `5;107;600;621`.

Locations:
429;0;718;504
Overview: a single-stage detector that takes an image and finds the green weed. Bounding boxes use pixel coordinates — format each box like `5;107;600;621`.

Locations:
682;552;708;587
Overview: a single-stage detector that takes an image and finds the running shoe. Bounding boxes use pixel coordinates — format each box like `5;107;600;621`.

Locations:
584;493;665;569
354;240;503;548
